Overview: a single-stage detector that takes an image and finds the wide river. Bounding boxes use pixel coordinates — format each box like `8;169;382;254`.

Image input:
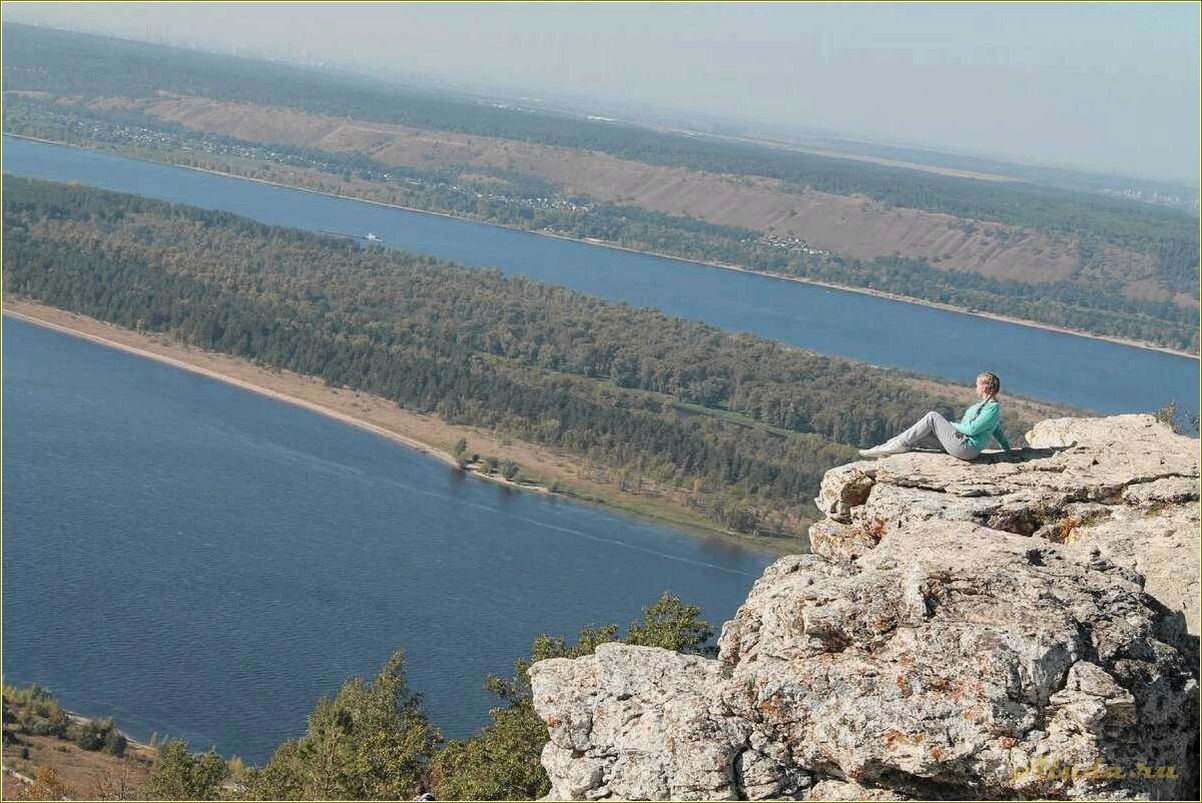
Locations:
2;317;773;761
2;138;1199;762
2;136;1198;417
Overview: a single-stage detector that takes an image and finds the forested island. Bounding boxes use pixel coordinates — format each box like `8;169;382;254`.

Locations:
3;176;1049;539
3;23;1198;352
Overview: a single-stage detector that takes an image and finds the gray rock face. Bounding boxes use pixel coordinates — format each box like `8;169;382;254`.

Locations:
531;416;1200;801
812;415;1200;635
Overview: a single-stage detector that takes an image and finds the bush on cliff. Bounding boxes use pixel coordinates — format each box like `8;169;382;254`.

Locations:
431;593;714;800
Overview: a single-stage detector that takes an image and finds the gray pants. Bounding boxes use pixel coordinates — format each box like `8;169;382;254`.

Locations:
893;411;981;460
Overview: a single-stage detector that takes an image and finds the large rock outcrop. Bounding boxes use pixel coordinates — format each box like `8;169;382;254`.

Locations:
811;415;1200;636
530;416;1200;800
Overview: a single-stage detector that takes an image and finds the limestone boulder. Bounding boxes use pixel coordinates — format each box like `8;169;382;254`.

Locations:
533;522;1198;800
811;415;1200;634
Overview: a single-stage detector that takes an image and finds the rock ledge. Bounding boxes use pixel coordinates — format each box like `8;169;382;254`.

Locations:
531;416;1200;800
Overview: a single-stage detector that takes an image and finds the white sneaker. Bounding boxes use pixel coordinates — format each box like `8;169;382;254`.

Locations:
858;441;908;458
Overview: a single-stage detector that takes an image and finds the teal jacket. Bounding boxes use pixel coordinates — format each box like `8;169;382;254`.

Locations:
955;400;1011;451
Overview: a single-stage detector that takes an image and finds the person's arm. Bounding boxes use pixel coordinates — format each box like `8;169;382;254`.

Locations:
993;424;1012;452
954;402;1001;438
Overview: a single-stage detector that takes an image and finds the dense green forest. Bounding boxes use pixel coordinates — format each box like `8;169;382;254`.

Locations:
4;22;1197;292
5;94;1198;351
4;177;1020;536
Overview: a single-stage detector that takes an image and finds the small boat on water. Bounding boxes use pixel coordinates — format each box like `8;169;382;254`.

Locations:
365;232;384;242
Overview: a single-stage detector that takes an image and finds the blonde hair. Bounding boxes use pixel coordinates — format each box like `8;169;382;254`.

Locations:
976;371;1001;399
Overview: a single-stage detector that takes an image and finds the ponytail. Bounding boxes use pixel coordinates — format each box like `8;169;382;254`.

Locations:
970;371;1001;422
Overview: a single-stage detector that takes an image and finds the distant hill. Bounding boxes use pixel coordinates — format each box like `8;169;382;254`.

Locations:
3;23;1198;351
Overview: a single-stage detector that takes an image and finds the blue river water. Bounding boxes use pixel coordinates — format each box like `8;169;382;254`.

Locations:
2;137;1199;763
2;135;1198;417
2;318;773;761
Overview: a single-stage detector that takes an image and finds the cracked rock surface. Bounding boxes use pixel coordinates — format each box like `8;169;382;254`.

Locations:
530;416;1200;801
812;415;1200;636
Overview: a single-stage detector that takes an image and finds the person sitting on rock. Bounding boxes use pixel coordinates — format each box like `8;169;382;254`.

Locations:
859;371;1012;460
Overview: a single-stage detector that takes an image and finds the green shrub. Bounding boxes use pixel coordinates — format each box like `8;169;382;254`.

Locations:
70;718;108;751
143;740;228;801
103;726;128;757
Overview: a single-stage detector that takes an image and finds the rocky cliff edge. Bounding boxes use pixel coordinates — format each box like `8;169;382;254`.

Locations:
531;415;1200;801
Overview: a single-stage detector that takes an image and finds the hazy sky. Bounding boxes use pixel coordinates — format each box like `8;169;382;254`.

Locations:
5;2;1199;183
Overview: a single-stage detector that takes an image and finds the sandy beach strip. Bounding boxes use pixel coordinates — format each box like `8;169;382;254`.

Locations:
2;299;746;542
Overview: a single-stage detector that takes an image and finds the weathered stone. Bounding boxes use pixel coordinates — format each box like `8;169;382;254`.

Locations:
535;526;1199;800
716;524;1197;800
804;779;909;801
533;416;1201;801
807;519;884;562
814;415;1200;634
815;465;876;523
532;645;751;801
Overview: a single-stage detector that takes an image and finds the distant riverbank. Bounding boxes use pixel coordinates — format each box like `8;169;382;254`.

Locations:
3;299;795;553
6;133;1196;361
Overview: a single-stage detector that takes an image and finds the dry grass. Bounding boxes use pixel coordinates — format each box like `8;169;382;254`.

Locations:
2;734;156;800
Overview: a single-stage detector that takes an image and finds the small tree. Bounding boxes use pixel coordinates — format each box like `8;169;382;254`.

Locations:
103;726;128;757
27;765;70;801
8;683;68;737
245;650;440;800
89;759;141;801
1154;400;1201;436
1153;400;1180;430
451;437;469;468
142;740;228;800
626;593;718;656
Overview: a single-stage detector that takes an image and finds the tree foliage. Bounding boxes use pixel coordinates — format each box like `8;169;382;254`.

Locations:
25;765;70;801
142;740;228;800
244;650;440;800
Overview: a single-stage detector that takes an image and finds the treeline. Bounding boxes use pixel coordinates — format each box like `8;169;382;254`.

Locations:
1;94;567;202
4;22;1197;283
2;683;128;757
6;95;1197;350
5;177;1007;535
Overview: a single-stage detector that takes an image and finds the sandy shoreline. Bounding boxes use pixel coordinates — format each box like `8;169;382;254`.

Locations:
3;300;768;547
3;305;532;488
6;133;1196;361
2;309;452;465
